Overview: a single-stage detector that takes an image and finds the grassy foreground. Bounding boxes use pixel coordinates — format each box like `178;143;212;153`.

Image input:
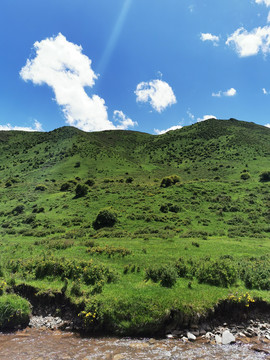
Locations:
0;118;269;333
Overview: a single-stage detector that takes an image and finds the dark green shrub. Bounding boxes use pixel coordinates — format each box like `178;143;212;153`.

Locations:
35;184;47;191
196;259;237;287
126;177;134;184
259;171;270;182
240;258;270;290
240;172;250;180
160;175;180;187
85;179;95;186
74;161;81;168
23;215;36;224
5;181;12;188
93;208;118;230
60;182;70;191
145;265;178;287
11;204;25;215
75;184;88;198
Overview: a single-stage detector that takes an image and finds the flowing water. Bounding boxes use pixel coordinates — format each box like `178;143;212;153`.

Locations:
0;328;269;360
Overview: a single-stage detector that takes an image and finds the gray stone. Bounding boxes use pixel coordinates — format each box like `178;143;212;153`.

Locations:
222;330;236;345
215;335;222;344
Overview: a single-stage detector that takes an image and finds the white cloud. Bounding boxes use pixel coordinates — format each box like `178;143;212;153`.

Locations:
263;88;269;94
135;79;177;113
113;110;137;129
255;0;270;6
20;33;136;132
212;88;237;97
265;123;270;127
154;124;182;135
200;33;220;45
0;120;43;132
224;88;237;96
197;115;217;123
226;26;270;57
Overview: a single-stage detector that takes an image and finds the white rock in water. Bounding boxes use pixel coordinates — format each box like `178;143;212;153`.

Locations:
187;332;196;341
215;335;222;344
222;330;235;345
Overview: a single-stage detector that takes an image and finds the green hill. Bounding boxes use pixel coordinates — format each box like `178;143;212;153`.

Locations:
0;118;269;334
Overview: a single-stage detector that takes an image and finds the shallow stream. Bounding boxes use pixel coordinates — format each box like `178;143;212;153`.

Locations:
0;328;269;360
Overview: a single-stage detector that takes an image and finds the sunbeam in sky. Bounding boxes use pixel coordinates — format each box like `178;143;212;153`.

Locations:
97;0;133;78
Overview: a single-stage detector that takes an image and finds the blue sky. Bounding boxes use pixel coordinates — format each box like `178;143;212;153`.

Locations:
1;0;270;134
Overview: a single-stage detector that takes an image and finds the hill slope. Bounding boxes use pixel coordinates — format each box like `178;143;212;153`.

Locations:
0;118;269;334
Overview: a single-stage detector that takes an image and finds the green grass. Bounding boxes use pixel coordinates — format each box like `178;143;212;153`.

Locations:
0;118;269;333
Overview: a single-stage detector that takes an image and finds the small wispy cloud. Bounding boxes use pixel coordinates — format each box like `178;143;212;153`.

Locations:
200;33;220;45
135;79;177;113
212;88;237;97
265;123;270;127
197;115;217;123
154;124;182;135
20;33;137;132
0;120;43;132
187;109;195;120
263;88;269;94
255;0;270;7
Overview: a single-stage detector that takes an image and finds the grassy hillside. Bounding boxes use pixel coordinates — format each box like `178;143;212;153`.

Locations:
0;118;269;333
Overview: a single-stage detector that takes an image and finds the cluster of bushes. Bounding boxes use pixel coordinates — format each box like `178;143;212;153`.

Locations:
160;175;180;188
145;265;178;287
7;257;118;286
239;257;270;290
160;203;180;213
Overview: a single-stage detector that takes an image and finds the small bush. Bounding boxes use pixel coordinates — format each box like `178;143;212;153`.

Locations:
75;184;88;198
60;182;70;191
259;171;270;182
145;265;178;287
11;205;25;215
160;175;180;188
240;172;250;180
93;208;118;230
74;161;81;168
126;177;134;184
85;179;95;186
196;259;237;287
35;184;47;191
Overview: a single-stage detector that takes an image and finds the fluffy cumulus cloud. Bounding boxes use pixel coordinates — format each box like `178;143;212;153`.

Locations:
135;79;177;113
20;33;136;132
226;26;270;57
154;124;182;135
0;120;43;132
200;33;220;45
197;115;217;123
212;88;237;97
113;110;137;129
265;123;270;127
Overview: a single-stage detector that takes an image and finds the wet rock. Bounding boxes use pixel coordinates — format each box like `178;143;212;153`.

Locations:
222;330;235;345
187;332;196;341
251;346;270;355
